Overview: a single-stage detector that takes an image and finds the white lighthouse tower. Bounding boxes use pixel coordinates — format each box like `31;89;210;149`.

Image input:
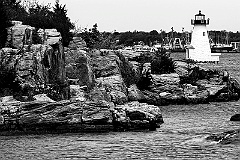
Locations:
186;10;220;62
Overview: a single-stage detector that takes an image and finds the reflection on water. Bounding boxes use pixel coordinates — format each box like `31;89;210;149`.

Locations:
1;102;240;159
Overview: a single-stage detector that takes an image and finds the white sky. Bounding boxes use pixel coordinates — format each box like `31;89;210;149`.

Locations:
37;0;240;32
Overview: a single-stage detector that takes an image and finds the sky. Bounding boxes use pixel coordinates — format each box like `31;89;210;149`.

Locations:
37;0;240;33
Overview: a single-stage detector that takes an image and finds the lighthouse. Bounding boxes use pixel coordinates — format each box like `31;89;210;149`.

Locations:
186;10;220;62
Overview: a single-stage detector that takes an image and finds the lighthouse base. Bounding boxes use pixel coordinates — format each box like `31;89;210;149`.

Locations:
186;48;221;63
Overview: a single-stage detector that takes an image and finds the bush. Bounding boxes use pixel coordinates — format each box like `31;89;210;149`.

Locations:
151;49;176;74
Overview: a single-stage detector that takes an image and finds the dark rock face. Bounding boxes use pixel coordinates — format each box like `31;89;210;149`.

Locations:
230;114;240;121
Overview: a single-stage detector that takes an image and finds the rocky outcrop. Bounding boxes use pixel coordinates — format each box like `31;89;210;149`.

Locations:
5;21;34;48
0;22;69;101
65;36;94;89
114;101;164;131
0;97;163;134
65;48;94;89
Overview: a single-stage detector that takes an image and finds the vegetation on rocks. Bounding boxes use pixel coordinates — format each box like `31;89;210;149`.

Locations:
0;0;74;48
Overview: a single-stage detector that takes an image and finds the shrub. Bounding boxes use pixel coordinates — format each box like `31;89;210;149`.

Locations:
151;49;176;74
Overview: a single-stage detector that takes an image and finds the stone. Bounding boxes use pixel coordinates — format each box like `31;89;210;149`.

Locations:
87;86;111;102
33;94;55;103
110;90;128;105
96;75;127;95
127;84;145;101
44;29;62;45
92;54;122;78
230;114;240;121
0;96;19;103
196;79;226;96
114;101;164;130
69;85;86;101
151;73;180;86
82;105;112;125
6;22;34;48
206;129;240;144
65;51;95;89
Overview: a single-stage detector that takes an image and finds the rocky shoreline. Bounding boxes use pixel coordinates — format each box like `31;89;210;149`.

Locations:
1;21;240;134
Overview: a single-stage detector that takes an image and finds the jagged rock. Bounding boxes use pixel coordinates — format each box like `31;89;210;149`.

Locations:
196;79;225;95
110;90;128;105
230;114;240;121
87;86;111;102
151;73;180;86
5;21;34;48
65;50;95;89
129;61;141;77
206;129;240;144
96;75;127;95
150;84;183;94
44;29;62;45
69;85;86;101
114;101;164;130
33;94;55;103
0;96;19;103
229;77;240;94
91;53;122;78
82;104;113;125
127;84;145;101
182;84;208;103
0;41;69;100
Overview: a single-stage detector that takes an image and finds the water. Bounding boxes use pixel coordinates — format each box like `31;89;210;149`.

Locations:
1;52;240;159
1;102;240;160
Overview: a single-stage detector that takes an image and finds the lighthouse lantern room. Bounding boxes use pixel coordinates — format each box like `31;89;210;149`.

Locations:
186;10;220;62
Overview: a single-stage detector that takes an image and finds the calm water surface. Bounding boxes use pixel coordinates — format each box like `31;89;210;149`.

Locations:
1;52;240;160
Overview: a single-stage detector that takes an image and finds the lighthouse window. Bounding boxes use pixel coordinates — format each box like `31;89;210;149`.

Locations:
203;32;205;36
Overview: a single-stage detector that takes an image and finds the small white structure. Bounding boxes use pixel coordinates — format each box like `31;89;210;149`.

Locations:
186;11;221;62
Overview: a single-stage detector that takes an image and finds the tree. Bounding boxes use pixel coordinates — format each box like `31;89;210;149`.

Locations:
23;2;54;29
0;1;10;48
79;23;101;49
53;0;74;46
0;0;27;48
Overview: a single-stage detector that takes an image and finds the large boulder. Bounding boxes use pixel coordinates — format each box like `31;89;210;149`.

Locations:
96;75;127;95
183;84;209;103
151;73;180;87
91;52;122;78
96;75;128;104
230;114;240;121
44;29;62;45
114;101;164;130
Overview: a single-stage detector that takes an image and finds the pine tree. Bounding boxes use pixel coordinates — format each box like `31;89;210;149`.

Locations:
53;1;74;46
